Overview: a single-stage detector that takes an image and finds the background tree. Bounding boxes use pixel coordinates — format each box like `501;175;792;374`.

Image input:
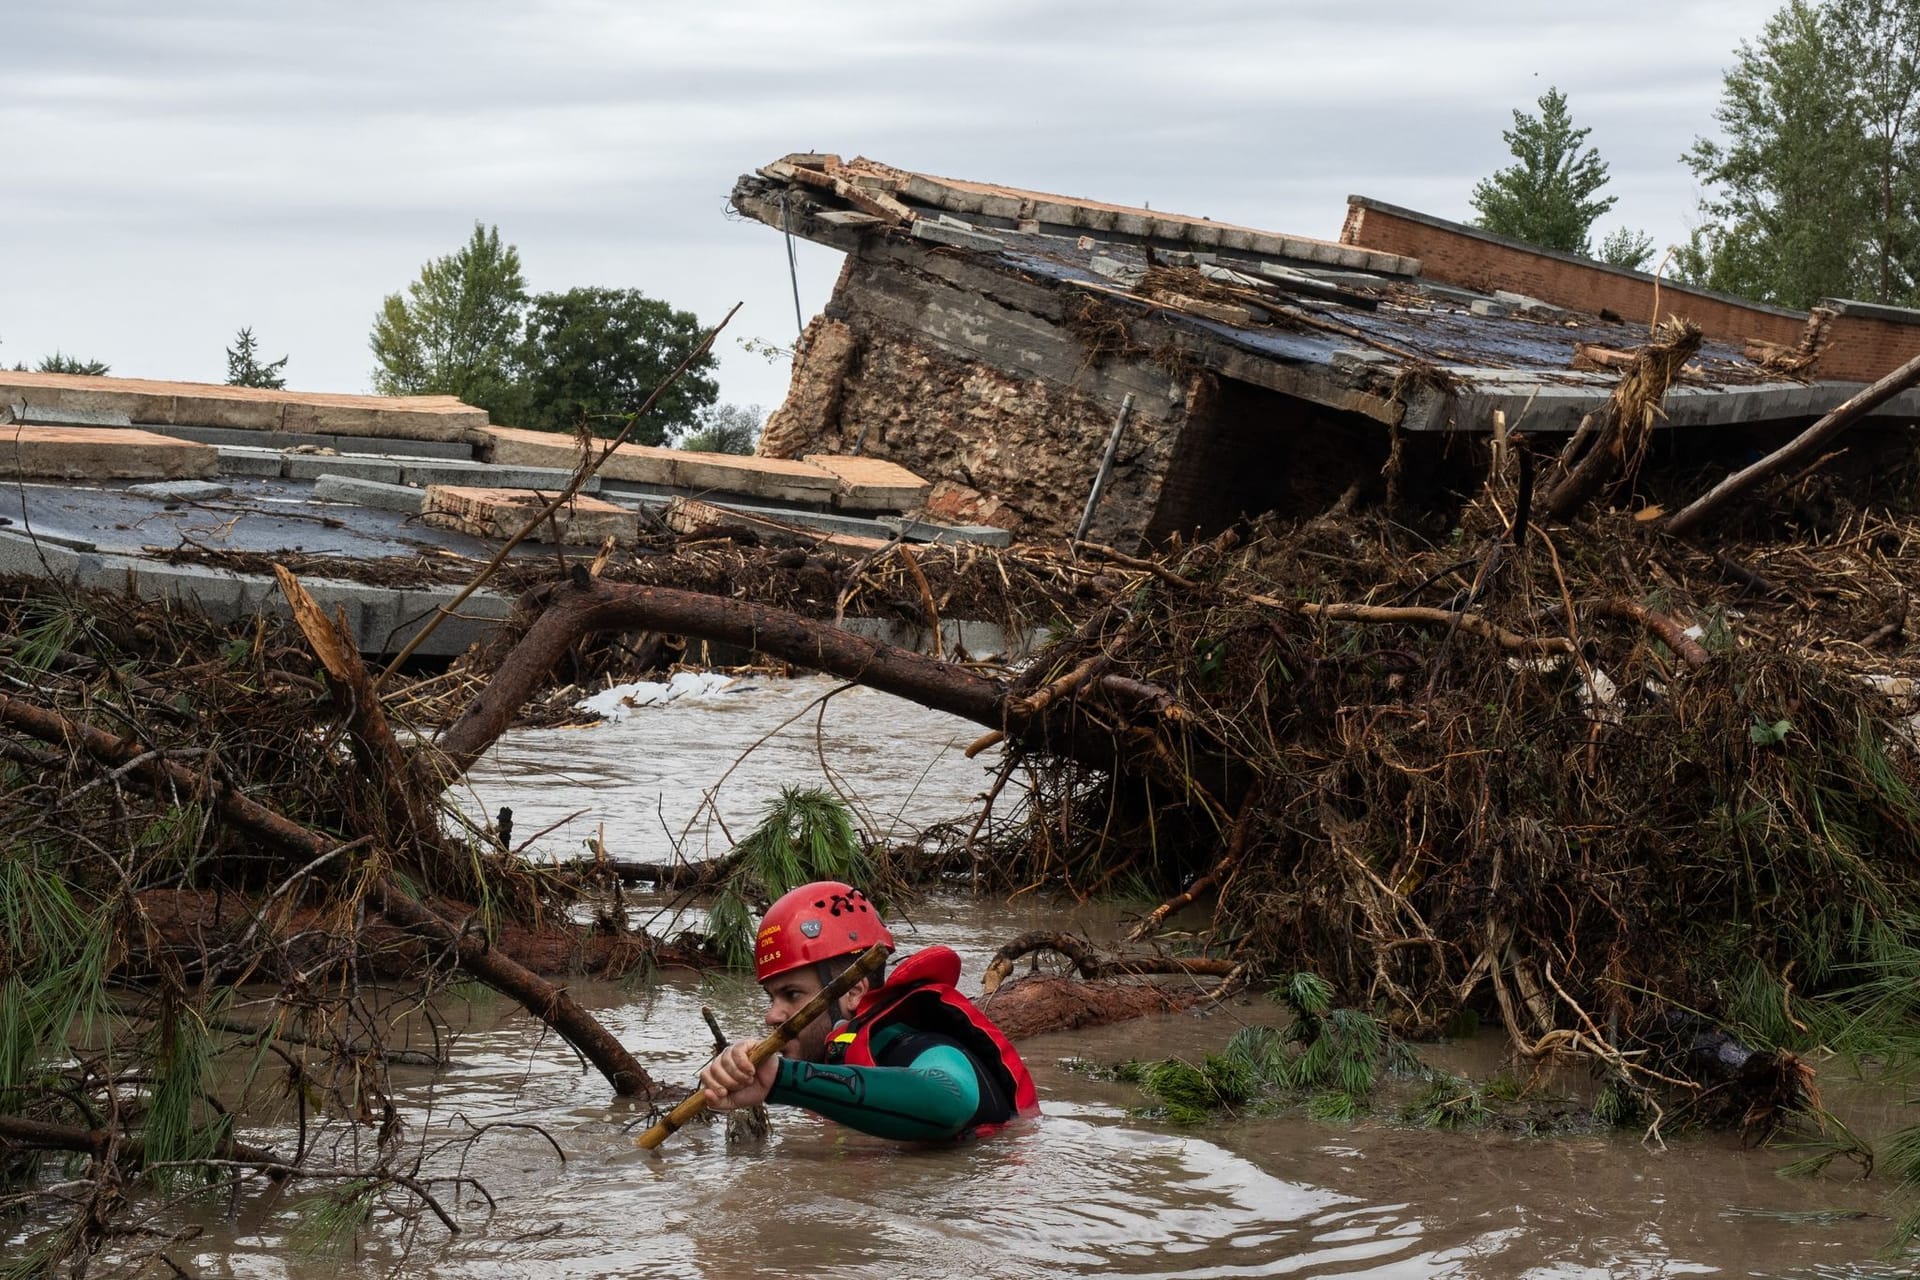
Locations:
35;352;111;376
682;402;763;455
1679;0;1919;307
507;287;718;443
369;223;527;407
1596;226;1658;271
1469;87;1618;254
225;326;288;389
1834;0;1920;303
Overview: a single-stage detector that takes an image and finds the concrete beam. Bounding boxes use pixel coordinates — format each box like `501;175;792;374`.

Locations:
0;371;488;441
802;454;931;513
480;426;842;505
150;424;477;460
0;426;217;481
313;475;427;515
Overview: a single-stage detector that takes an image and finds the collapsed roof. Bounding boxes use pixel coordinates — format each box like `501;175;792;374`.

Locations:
733;154;1920;543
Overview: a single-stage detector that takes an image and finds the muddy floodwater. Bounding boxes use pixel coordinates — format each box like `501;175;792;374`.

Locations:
88;680;1920;1276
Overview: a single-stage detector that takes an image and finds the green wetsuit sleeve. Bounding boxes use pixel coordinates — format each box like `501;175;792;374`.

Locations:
767;1043;982;1141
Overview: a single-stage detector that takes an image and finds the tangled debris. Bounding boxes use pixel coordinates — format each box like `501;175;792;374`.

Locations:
6;333;1920;1265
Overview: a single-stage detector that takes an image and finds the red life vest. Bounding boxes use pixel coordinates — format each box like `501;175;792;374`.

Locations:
824;945;1040;1132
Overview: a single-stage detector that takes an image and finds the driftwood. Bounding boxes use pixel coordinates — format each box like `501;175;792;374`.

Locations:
0;690;656;1098
979;931;1238;995
1664;349;1920;537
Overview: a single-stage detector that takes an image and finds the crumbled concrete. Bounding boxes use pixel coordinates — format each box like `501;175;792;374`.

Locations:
877;516;1012;547
126;480;232;502
911;221;1008;253
313;475;427;515
422;484;637;546
802;454;930;512
283;455;405;484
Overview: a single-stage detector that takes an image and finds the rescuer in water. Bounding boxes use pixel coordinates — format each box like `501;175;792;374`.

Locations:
698;881;1039;1141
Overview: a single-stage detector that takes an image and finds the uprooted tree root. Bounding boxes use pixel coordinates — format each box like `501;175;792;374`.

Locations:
958;487;1920;1138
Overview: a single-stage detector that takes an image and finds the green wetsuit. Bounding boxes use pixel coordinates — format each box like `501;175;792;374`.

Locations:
767;1023;983;1142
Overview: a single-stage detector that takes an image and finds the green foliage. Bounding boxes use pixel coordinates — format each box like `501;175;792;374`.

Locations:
9;597;90;674
682;402;764;455
504;286;717;442
1469;87;1618;255
35;351;110;376
142;999;226;1183
1123;977;1419;1126
0;844;112;1099
369;222;528;404
225;326;289;389
1681;0;1920;307
1593;1079;1647;1129
1750;714;1795;746
705;787;872;967
1596;226;1658;271
1401;1074;1489;1130
288;1179;378;1257
1278;970;1333;1019
1138;1054;1258;1125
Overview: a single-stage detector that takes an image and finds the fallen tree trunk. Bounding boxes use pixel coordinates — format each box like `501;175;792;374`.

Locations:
431;574;1121;778
0;1114;285;1171
1664;349;1920;537
0;690;657;1098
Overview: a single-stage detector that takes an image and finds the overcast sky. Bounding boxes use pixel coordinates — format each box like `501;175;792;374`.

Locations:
4;1;1783;416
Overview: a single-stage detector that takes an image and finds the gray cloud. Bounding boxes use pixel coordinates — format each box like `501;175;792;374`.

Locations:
2;0;1783;410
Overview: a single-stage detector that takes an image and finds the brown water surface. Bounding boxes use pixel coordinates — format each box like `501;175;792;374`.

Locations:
33;678;1917;1277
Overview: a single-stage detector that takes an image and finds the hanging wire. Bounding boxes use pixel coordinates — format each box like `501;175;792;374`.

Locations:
779;191;805;340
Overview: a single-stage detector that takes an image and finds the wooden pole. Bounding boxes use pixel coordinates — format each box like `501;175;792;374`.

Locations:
634;943;887;1151
1075;392;1135;544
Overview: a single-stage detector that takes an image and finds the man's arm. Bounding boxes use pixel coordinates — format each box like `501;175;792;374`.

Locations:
767;1042;981;1141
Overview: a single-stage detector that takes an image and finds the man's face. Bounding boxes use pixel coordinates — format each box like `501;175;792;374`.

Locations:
761;966;866;1061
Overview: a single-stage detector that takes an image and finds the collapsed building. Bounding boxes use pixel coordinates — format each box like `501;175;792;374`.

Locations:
732;154;1920;545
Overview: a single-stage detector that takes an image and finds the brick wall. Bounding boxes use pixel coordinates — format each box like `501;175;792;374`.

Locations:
1826;307;1920;384
1342;198;1919;385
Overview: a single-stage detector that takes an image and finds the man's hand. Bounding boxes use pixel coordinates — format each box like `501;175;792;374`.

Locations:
698;1038;778;1111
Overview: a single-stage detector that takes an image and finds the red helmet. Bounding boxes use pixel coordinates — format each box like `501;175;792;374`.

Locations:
754;881;894;982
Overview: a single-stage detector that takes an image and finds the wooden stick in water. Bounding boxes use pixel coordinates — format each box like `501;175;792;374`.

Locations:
634;943;887;1152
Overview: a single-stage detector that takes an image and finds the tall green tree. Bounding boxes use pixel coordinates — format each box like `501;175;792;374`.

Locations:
369;223;527;406
1680;0;1920;307
1469;87;1618;254
507;287;717;443
224;326;288;389
1835;0;1920;303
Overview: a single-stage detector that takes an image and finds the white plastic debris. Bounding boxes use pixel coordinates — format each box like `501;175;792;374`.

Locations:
576;671;736;722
